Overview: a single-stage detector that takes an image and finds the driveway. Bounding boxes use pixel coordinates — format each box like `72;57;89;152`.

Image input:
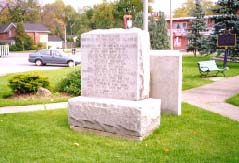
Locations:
0;52;74;76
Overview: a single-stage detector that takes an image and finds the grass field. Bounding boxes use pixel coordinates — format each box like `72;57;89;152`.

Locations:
182;56;239;90
0;103;238;162
226;93;239;106
0;67;79;106
1;56;239;106
0;55;239;162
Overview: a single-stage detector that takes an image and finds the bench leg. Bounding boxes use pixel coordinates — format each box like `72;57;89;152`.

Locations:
216;71;225;77
200;71;209;77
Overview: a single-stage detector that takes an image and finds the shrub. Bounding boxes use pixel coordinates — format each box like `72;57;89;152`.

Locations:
9;45;18;51
57;70;81;96
8;74;50;94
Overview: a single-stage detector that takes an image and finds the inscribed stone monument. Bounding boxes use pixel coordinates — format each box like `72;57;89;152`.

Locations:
80;29;150;100
68;28;161;140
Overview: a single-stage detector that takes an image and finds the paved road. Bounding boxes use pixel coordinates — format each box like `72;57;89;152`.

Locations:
0;52;81;76
183;76;239;121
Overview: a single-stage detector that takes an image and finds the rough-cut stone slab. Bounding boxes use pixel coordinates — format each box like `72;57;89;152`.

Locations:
150;50;182;115
81;28;150;101
68;96;161;140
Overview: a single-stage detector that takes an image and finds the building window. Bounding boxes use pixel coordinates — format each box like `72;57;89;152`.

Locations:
183;22;187;28
176;23;181;29
8;30;12;37
174;22;187;29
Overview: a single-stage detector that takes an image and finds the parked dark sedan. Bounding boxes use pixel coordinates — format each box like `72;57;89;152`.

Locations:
28;49;80;67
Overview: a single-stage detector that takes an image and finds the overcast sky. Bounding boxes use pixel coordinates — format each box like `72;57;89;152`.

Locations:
40;0;217;15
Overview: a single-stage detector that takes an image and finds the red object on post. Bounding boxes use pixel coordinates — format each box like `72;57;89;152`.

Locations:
123;15;132;29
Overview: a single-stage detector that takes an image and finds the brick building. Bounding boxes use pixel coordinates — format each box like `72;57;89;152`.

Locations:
0;23;50;45
165;16;214;50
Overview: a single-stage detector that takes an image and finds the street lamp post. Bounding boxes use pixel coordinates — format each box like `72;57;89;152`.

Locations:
64;24;67;49
143;0;148;31
170;0;173;50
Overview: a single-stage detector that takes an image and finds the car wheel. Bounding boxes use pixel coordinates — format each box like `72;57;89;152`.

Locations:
68;61;74;67
35;59;43;66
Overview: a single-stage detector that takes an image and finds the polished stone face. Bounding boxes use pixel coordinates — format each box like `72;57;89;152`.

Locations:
80;28;150;101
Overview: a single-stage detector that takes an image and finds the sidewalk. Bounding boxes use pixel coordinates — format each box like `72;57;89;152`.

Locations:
0;102;68;114
183;76;239;121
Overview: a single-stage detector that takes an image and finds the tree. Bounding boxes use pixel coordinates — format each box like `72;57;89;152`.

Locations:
91;2;116;29
41;0;66;38
187;0;207;56
210;0;239;66
65;5;79;36
22;0;41;23
15;23;33;50
133;11;143;29
174;0;194;17
0;7;11;25
114;0;153;28
6;0;41;23
149;12;170;49
7;0;26;22
174;0;215;18
115;0;143;22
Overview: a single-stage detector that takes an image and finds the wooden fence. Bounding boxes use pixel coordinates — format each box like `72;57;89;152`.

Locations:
0;45;9;57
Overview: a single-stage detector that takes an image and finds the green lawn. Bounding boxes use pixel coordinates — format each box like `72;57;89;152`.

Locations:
0;103;238;162
226;93;239;107
0;67;79;106
0;56;239;162
1;56;239;106
182;56;239;90
182;56;212;90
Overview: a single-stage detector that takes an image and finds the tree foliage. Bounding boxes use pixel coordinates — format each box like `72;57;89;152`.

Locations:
0;0;168;50
209;0;239;56
41;0;66;38
22;0;41;23
149;12;170;49
0;7;10;26
91;2;116;29
15;23;33;50
174;0;215;18
133;12;143;29
6;0;41;23
187;0;207;56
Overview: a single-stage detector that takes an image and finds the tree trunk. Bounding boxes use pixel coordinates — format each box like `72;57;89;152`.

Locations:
194;49;197;57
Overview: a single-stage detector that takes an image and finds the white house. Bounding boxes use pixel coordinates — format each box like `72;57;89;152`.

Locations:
48;35;63;49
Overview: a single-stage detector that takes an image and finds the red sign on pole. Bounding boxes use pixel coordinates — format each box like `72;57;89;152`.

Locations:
123;15;132;29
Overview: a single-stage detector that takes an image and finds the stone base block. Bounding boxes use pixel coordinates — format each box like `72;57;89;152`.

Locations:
68;97;161;140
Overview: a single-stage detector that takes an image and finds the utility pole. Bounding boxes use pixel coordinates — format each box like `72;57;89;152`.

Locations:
64;24;67;49
143;0;148;31
170;0;173;50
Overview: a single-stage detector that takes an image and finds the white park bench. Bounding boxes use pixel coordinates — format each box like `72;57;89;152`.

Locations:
197;60;226;77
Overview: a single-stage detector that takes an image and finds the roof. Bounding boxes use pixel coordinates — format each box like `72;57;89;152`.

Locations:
48;35;63;42
67;35;77;38
165;15;218;21
0;23;16;33
23;23;50;33
0;23;50;33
